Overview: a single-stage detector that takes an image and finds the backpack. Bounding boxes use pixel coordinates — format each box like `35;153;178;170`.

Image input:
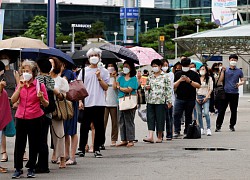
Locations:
39;77;56;114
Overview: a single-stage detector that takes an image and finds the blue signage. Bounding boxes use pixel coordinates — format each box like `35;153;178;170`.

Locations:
0;10;5;40
203;55;223;61
120;8;139;19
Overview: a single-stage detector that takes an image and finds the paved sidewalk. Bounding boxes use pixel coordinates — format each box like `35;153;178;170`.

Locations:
1;97;250;180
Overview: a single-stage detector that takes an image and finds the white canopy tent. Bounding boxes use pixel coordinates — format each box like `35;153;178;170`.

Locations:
173;24;250;64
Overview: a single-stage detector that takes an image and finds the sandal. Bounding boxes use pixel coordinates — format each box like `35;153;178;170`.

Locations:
156;139;162;143
143;138;154;143
1;152;8;162
51;159;58;164
126;142;134;147
0;166;7;173
116;141;128;147
66;159;77;165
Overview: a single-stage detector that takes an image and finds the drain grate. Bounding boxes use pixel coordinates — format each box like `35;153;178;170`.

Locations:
184;148;237;151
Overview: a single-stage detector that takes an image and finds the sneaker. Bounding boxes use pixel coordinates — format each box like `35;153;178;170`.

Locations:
94;151;103;158
12;169;23;179
173;133;181;138
27;169;36;178
201;128;205;135
207;129;212;136
215;127;221;132
229;126;235;132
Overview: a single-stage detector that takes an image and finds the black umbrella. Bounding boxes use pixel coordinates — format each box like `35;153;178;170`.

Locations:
99;44;139;64
70;50;121;66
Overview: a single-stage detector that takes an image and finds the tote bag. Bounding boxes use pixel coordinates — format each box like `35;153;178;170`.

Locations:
52;96;74;121
119;94;137;111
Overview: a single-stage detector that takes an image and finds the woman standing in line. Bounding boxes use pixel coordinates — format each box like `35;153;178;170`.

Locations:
49;57;69;168
196;65;213;136
143;59;172;143
161;59;175;140
11;60;49;178
115;60;138;147
104;63;119;147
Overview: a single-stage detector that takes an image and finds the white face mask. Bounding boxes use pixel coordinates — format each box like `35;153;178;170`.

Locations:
219;66;222;71
162;66;168;72
182;67;190;72
199;70;205;76
23;72;33;81
1;59;9;66
230;61;237;67
123;67;130;74
89;56;99;65
190;68;196;72
152;67;160;73
108;67;115;73
0;70;4;76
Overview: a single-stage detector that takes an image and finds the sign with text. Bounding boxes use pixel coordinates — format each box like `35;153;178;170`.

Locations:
212;0;237;27
72;24;91;28
158;36;165;57
120;8;139;19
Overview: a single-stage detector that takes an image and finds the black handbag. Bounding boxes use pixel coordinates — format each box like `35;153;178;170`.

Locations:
137;85;146;104
184;120;201;139
214;72;226;100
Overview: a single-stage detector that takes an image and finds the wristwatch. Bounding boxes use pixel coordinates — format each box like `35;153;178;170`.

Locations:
190;80;193;84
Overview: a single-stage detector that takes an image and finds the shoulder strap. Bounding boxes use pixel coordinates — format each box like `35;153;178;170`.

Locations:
82;65;85;83
215;71;222;87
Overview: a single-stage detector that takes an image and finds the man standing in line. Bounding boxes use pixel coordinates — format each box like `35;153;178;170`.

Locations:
173;58;201;138
215;54;244;132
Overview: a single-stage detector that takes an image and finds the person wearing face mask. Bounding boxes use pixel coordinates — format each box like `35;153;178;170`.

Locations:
215;54;244;132
115;60;138;147
173;57;201;138
103;63;119;147
11;60;49;179
143;59;172;143
49;57;69;169
0;54;20;164
196;65;213;136
189;63;197;72
77;48;109;158
161;59;175;140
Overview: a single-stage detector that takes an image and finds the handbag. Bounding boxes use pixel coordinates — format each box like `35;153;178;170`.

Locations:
137;86;146;104
3;120;16;137
214;72;226;100
66;80;88;101
184;120;201;139
138;104;147;122
52;95;74;121
119;94;137;111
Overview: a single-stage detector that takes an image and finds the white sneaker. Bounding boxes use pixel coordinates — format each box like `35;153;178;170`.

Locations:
207;129;212;136
201;128;205;135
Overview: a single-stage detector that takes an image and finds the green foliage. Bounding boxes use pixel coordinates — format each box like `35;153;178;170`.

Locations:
74;31;87;45
139;16;219;58
23;15;62;43
88;21;105;38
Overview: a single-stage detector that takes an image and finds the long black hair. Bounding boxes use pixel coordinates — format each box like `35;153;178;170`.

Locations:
123;60;136;77
199;65;210;84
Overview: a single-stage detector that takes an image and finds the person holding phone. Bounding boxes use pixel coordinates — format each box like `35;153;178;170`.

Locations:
196;65;213;136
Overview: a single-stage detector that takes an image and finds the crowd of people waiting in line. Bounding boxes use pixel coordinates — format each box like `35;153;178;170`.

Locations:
0;47;244;178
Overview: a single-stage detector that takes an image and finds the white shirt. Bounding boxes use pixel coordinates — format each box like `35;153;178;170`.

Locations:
106;77;118;107
78;67;109;107
53;76;69;94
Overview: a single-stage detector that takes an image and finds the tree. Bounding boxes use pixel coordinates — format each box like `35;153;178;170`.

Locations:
139;16;218;59
23;15;62;43
88;21;105;38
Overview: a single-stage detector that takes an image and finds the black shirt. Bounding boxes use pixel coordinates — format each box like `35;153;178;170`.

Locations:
174;70;201;100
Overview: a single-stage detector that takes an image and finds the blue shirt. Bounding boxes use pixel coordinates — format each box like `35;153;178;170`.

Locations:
61;69;75;83
224;67;243;94
117;76;138;98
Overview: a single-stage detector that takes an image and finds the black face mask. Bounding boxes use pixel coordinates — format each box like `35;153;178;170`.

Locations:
53;69;61;74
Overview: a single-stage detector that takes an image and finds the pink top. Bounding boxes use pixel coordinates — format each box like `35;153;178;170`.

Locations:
15;79;48;120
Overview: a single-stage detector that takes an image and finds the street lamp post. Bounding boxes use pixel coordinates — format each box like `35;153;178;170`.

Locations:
71;24;75;53
144;21;148;33
155;18;160;28
195;18;201;33
173;24;179;59
231;9;237;26
41;34;45;42
114;32;118;45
